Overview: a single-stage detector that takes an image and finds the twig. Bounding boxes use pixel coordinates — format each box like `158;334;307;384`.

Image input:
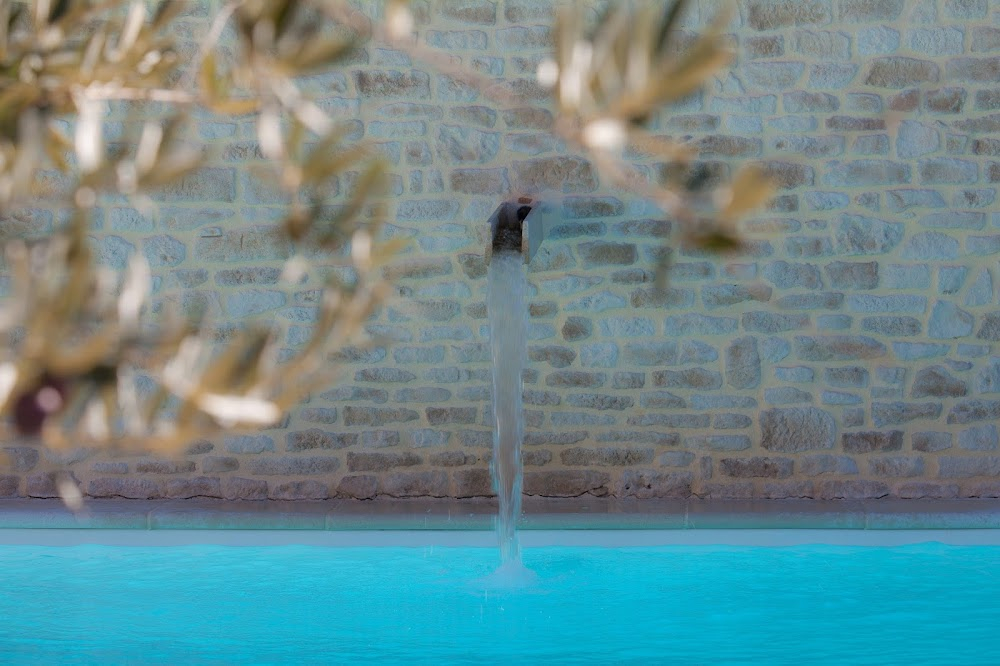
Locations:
180;0;245;92
80;84;196;103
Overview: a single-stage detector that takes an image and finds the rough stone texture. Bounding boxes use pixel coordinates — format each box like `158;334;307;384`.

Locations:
269;480;329;501
799;455;859;476
379;471;449;497
164;477;223;499
842;431;905;454
817;480;891;500
223;478;268;500
87;478;161;500
337;475;378;500
453;468;493;498
560;447;653;467
0;475;18;497
911;366;968;398
617;471;693;498
523;470;611;497
760;408;836;452
726;337;761;389
6;1;1000;502
719;457;794;478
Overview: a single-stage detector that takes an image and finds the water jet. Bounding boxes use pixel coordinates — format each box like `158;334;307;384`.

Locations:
485;196;549;566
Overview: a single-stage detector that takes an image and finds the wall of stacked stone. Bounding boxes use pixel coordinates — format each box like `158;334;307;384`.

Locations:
5;0;1000;501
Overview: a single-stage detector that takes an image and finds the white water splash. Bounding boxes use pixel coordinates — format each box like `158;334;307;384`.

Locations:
487;249;528;566
476;559;538;591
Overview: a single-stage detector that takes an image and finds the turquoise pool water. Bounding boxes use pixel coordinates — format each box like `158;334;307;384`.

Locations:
1;542;998;664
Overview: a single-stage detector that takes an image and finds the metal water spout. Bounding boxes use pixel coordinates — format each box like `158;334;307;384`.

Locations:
484;197;552;265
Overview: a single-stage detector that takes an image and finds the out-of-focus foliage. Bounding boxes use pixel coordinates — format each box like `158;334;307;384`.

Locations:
0;0;772;501
0;0;394;457
536;0;774;290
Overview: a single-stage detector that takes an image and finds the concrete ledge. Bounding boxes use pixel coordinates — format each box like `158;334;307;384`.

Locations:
3;528;1000;547
1;498;1000;530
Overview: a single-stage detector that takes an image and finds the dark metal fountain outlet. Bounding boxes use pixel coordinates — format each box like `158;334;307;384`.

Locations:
485;197;550;265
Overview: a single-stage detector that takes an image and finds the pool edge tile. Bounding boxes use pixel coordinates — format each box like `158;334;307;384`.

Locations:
863;499;1000;530
686;499;868;529
0;499;150;529
148;500;329;530
4;498;1000;531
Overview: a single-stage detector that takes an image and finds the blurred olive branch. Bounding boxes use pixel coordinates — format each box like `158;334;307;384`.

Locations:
0;0;773;504
0;0;397;462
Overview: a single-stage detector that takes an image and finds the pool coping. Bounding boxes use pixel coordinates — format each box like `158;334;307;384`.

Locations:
4;528;1000;547
1;497;1000;530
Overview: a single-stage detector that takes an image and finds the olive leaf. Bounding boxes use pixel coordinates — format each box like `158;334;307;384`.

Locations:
720;166;776;222
0;0;400;456
540;0;772;285
0;0;775;464
283;35;357;74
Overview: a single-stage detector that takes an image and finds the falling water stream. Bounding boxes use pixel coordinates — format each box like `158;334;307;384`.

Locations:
486;248;528;568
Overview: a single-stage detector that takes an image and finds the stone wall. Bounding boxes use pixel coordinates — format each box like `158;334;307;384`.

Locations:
6;0;1000;501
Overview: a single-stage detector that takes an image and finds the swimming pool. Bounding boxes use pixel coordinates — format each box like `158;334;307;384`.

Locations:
2;535;999;664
